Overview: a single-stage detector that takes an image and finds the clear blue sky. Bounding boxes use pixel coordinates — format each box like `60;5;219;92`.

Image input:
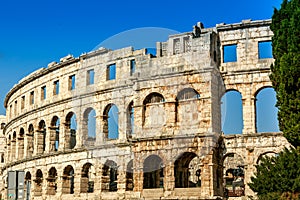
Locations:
0;0;282;118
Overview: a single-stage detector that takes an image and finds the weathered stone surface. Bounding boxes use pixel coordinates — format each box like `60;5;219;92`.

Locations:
0;19;290;200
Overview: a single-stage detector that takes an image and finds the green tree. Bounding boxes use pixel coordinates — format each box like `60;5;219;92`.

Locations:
269;0;300;147
249;0;300;199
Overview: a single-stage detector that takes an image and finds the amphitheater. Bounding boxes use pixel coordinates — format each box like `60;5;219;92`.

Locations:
0;19;290;200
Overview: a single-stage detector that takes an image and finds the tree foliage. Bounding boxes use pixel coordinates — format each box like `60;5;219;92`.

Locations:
249;148;300;199
249;0;300;199
269;0;300;147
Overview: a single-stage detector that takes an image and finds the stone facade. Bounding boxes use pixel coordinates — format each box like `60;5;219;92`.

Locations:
1;19;290;200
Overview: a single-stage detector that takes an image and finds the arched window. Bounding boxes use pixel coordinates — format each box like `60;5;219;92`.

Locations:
174;152;201;188
81;163;95;193
176;88;200;101
62;165;75;194
66;112;77;149
256;151;278;165
143;155;164;189
221;90;244;134
127;102;134;137
175;88;200;126
255;87;279;133
223;153;245;197
18;128;25;159
47;167;57;195
103;104;119;140
51;116;60;151
27;124;34;157
102;160;118;192
126;160;134;191
25;172;32;200
34;169;43;196
38;120;46;153
142;93;166;127
83;108;96;140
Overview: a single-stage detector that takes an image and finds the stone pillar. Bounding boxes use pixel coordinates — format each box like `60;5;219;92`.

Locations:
56;176;64;197
242;91;256;134
17;137;24;160
74;118;82;149
61;123;70;150
10;139;16;161
25;133;34;158
118;109;127;142
47;127;56;152
133;158;143;192
164;163;175;191
117;169;126;198
6;143;11;163
73;172;81;196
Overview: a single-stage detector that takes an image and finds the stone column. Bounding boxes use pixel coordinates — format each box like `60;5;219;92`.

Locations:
17;137;24;160
47;127;56;152
242;89;256;134
73;172;81;196
10;139;16;161
133;157;143;192
164;162;175;191
61;123;70;150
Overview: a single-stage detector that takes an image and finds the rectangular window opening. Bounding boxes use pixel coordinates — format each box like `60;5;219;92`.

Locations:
130;59;135;76
53;80;60;95
87;69;95;85
107;64;116;80
41;86;46;100
258;41;273;59
223;44;237;63
30;91;34;105
69;75;76;90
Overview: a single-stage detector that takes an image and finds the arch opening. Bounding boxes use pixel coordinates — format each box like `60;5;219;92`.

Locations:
103;104;119;140
174;152;201;188
62;165;75;194
221;90;244;134
81;163;95;193
223;153;245;197
143;155;164;189
102;160;118;192
47;167;57;195
66;112;77;149
255;87;279;133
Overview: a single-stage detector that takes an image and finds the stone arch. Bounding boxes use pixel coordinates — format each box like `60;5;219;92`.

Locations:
80;162;95;193
222;153;245;197
126;159;134;191
38;120;46;154
34;169;43;196
47;167;57;195
65;112;77;149
255;87;279;133
175;88;200;126
174;152;201;188
50;116;60;151
256;151;278;165
83;107;96;141
62;165;75;194
27;124;34;158
126;101;134;137
103;104;119;140
102;160;118;192
221;90;244;134
142;92;166;127
25;172;32;200
18;128;25;159
143;155;164;189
